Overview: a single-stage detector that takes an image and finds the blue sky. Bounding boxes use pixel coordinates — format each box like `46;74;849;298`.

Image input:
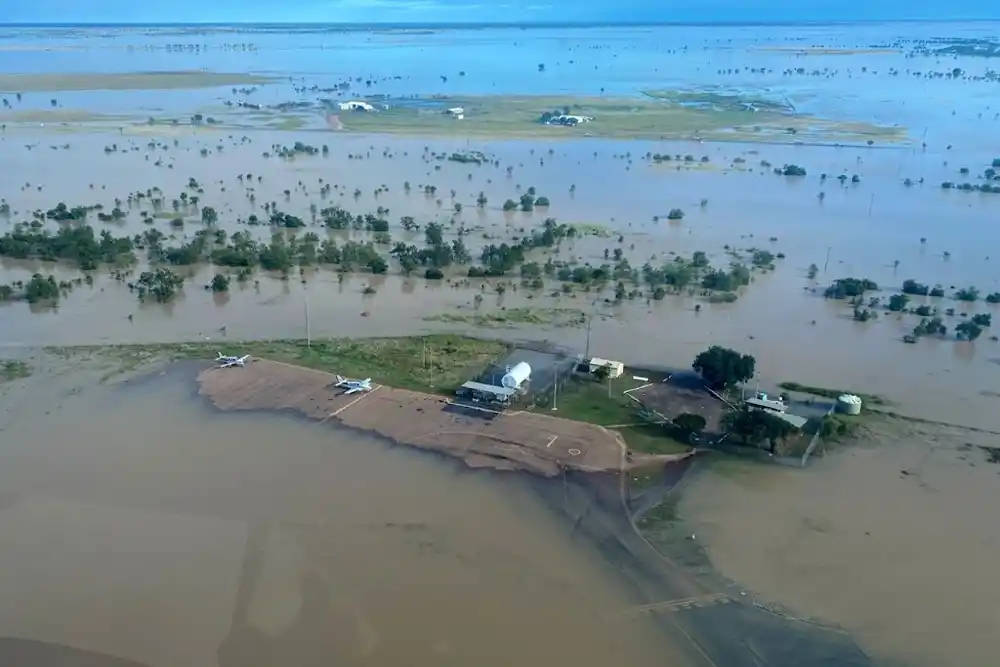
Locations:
1;0;995;24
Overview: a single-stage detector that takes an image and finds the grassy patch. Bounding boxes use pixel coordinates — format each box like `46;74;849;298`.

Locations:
778;381;887;406
337;94;904;143
618;424;691;455
48;335;508;394
538;377;689;454
547;377;641;425
1;359;31;382
424;307;584;328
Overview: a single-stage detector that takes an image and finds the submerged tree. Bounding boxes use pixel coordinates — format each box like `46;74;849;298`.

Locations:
692;346;756;391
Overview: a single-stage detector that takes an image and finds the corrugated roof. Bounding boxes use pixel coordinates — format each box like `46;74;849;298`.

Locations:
459;381;517;397
745;397;786;411
774;412;809;429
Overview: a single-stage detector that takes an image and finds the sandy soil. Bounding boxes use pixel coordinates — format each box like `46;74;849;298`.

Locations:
678;415;1000;667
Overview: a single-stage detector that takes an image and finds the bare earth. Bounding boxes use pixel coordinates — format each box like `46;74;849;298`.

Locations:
679;416;1000;667
197;359;690;477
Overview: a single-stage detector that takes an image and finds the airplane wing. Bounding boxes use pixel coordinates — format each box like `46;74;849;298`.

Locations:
343;387;361;395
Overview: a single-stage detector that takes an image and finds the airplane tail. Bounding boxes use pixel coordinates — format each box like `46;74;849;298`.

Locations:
216;352;224;360
335;375;345;384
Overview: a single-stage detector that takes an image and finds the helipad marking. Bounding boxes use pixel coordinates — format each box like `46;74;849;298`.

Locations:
568;448;581;456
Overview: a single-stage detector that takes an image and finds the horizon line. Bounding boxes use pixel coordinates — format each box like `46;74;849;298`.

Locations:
0;18;996;29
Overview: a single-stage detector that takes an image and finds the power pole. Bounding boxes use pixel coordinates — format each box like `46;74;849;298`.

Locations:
305;290;311;347
551;366;559;411
823;246;832;274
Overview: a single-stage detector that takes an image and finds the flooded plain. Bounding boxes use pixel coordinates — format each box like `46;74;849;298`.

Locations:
680;417;1000;667
0;360;678;667
2;21;1000;667
1;128;998;429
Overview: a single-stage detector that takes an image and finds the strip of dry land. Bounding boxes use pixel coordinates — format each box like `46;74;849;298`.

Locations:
197;358;692;477
0;71;274;93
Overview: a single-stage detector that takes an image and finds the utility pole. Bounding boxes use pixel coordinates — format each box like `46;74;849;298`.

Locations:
304;289;311;347
867;193;875;219
551;367;558;411
823;246;832;274
584;297;601;360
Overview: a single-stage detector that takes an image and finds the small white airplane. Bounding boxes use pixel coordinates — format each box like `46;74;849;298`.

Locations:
335;375;373;395
215;352;251;368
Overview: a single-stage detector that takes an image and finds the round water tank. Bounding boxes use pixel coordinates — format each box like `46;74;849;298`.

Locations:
836;394;863;415
501;362;532;389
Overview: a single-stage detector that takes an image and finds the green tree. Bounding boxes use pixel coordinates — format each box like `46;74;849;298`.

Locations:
24;274;60;303
971;313;992;327
954;286;980;302
692;346;756;391
956;321;983;341
593;365;613;382
672;413;707;436
666;208;685;220
201;206;218;225
210;273;230;293
887;293;910;312
722;409;798;453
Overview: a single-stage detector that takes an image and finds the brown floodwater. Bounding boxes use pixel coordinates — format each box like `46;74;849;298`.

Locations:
0;362;678;667
1;129;999;430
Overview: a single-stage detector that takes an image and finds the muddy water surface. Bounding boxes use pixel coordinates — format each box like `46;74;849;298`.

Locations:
0;363;674;667
2;129;998;429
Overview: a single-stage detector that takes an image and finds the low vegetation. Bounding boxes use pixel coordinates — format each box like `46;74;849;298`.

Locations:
1;359;31;382
777;382;887;406
55;335;508;394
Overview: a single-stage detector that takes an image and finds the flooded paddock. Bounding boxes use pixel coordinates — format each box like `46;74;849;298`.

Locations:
1;127;997;430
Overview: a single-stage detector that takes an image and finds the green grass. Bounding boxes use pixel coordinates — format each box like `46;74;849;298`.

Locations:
48;335;508;394
1;359;31;382
424;307;585;328
542;377;691;455
335;94;905;143
778;381;887;406
619;424;691;455
548;378;641;425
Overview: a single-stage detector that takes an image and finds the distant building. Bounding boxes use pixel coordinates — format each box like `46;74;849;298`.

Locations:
445;107;465;118
545;114;593;126
582;357;624;379
338;100;375;112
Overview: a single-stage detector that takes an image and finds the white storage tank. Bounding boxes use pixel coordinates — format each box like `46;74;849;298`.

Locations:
836;394;863;415
501;362;531;389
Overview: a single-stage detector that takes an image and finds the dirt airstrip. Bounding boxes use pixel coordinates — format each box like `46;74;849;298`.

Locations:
197;359;690;477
